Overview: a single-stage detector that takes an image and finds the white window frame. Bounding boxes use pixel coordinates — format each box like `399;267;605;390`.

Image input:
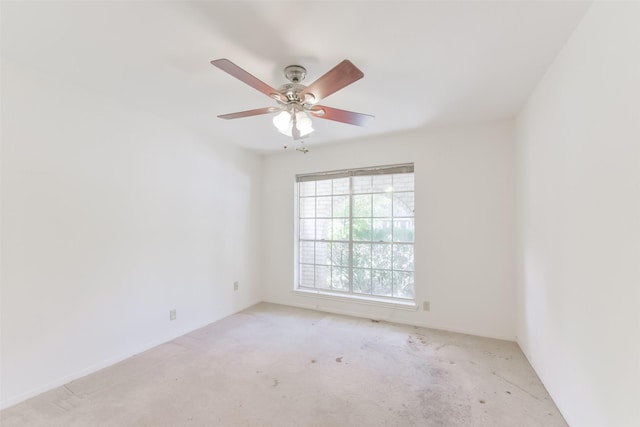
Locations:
294;164;415;304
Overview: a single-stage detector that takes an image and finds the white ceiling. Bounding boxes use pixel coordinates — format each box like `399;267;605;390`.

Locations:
2;1;591;152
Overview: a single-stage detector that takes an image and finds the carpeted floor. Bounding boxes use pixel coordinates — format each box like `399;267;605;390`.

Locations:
1;303;566;426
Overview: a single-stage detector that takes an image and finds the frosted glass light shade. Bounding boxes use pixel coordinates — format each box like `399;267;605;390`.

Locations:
272;110;314;137
295;111;314;137
273;111;292;135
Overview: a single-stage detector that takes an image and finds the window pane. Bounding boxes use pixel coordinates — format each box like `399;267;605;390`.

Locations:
393;271;414;299
299;181;315;197
352;219;372;241
299;197;315;218
353;243;371;268
393;173;414;192
372;219;392;242
316;180;332;196
300;219;315;240
333;195;349;218
393;218;414;243
332;218;349;241
372;269;392;297
372;175;392;193
300;264;314;288
300;241;314;264
371;244;392;270
331;242;349;267
353;194;372;217
372;194;392;217
393;192;414;217
393;244;414;271
316;218;332;240
315;266;331;289
331;267;349;291
353;176;372;194
316;196;332;217
315;242;331;265
333;178;349;195
353;268;372;294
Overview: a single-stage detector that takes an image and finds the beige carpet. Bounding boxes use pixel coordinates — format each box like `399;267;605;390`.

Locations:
1;303;566;426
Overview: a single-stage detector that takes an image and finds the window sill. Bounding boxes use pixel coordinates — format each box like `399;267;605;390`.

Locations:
291;288;418;311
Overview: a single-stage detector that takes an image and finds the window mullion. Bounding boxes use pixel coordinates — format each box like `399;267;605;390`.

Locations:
313;182;317;289
391;180;394;297
348;176;354;294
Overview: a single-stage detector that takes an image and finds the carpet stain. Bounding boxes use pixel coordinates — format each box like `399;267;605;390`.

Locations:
310;359;317;364
335;357;343;363
272;379;279;387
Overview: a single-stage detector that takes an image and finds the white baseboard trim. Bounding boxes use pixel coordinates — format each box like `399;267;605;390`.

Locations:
267;297;516;342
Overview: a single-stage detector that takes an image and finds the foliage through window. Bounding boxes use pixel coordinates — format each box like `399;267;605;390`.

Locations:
296;164;415;301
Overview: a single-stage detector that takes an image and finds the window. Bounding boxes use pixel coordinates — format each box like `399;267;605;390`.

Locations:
296;164;415;301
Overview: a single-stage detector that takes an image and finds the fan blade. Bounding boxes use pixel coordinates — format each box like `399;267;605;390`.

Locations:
309;106;374;126
218;107;280;120
211;58;287;103
299;60;364;103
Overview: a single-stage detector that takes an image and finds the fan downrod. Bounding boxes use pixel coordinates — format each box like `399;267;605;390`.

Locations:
284;65;307;83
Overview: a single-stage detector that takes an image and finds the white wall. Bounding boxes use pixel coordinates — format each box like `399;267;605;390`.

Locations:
0;61;263;408
515;2;640;426
262;122;516;340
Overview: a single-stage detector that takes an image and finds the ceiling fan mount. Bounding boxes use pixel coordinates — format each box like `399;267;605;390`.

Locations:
211;58;374;143
284;65;307;83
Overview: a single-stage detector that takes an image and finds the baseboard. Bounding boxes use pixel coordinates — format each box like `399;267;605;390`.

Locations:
266;298;516;342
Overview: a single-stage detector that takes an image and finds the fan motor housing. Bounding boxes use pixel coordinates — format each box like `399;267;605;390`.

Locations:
278;82;306;103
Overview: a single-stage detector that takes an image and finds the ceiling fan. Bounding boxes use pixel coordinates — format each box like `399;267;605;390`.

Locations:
211;58;374;142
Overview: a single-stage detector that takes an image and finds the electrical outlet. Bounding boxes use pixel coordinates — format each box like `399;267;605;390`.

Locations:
423;301;430;312
233;281;239;291
169;309;176;321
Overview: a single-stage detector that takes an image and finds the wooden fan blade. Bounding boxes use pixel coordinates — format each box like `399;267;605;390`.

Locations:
211;58;287;103
309;106;374;126
218;107;280;120
299;60;364;103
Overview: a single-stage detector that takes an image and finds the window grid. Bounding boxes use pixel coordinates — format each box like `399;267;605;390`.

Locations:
297;170;414;301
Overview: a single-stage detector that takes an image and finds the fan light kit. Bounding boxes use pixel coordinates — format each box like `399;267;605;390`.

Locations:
211;58;374;149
